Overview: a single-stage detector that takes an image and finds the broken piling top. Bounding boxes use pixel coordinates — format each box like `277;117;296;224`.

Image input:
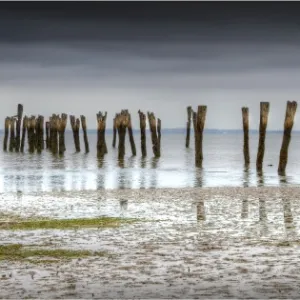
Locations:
187;106;192;119
283;101;297;128
96;111;108;130
80;115;87;130
259;102;270;125
196;105;207;131
115;111;129;128
138;110;147;128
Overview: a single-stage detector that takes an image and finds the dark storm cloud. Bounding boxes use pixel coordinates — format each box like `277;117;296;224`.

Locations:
0;2;300;130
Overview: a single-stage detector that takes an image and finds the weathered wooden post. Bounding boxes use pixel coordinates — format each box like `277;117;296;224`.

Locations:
50;114;58;154
256;102;270;171
116;111;128;160
45;121;50;149
242;107;250;165
36;115;44;154
96;112;108;157
195;106;207;167
147;112;160;157
278;101;297;174
138;110;147;157
112;114;117;148
28;116;36;153
127;111;137;156
3;117;10;151
70;115;80;152
15;104;23;152
9;117;16;152
58;113;68;155
80;115;89;153
157;118;161;152
20;116;28;153
185;106;192;148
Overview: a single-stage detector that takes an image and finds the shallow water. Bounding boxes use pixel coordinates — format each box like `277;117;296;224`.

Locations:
1;187;300;298
0;131;300;193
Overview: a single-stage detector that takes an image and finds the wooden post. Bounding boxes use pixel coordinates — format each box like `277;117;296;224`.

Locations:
127;112;137;156
50;114;58;154
15;104;23;152
116;111;128;160
9;117;16;152
147;112;160;157
196;200;205;221
195;106;207;167
58;113;68;155
242;107;250;165
70;115;80;152
36;115;44;154
138;110;147;157
80;115;89;153
3;117;10;151
157;118;161;154
28;116;36;153
256;102;270;171
278;101;297;174
20;116;28;153
185;106;192;148
112;114;117;148
45;121;50;149
96;112;108;157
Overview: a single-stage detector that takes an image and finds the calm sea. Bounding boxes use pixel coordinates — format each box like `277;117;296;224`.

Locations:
0;130;299;193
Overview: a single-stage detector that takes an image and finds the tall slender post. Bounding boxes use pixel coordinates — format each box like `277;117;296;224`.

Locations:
127;112;137;156
45;121;50;149
256;102;270;171
116;110;129;161
157;118;161;154
242;107;250;165
70;115;80;152
278;101;297;174
50;114;58;154
9;118;16;152
80;115;89;153
96;112;108;158
138;110;147;157
3;117;10;151
58;113;68;155
185;106;192;148
147;112;160;158
112;115;117;148
36;115;44;154
195;106;207;167
20;116;28;153
15;104;23;152
28;116;36;153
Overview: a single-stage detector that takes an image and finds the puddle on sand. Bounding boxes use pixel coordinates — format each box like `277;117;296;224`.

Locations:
1;187;300;298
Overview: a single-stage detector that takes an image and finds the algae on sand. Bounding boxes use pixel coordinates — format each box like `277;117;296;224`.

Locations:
0;216;138;230
0;244;108;261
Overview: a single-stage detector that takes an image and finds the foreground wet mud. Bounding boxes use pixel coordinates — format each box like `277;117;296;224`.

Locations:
1;187;300;298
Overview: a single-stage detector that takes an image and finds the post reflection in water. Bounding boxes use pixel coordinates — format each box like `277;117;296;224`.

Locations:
282;197;295;238
258;195;268;237
279;174;289;186
119;199;128;217
241;167;250;218
139;157;147;189
196;199;205;221
194;167;203;188
150;157;159;188
256;170;265;187
81;154;88;190
50;155;66;192
243;165;250;188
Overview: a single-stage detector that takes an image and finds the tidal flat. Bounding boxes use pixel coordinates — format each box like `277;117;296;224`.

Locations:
0;187;300;298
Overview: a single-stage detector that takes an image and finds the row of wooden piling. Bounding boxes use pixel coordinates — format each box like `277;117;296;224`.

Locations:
3;105;162;160
184;101;298;174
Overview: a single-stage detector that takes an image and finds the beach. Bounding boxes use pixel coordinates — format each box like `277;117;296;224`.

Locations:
1;186;300;298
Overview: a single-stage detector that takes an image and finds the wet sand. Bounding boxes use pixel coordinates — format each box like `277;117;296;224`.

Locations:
1;187;300;298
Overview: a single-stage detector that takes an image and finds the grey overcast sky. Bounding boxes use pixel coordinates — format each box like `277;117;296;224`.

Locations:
1;1;300;130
